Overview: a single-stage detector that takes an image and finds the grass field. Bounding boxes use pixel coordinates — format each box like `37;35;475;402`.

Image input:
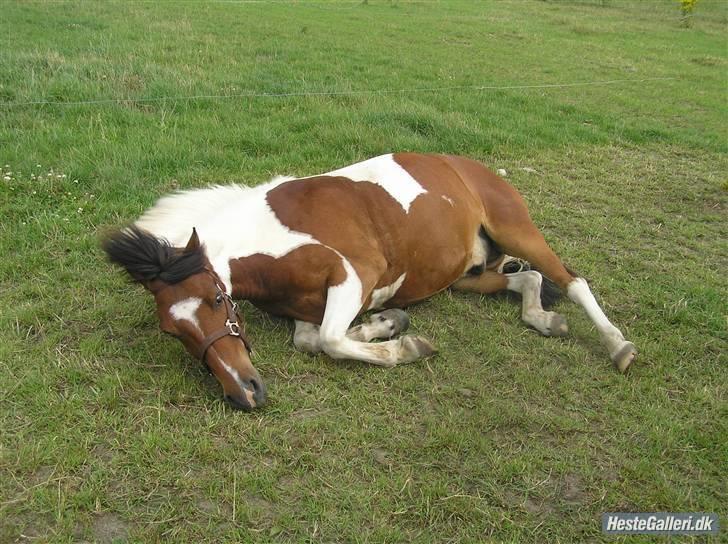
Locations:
1;0;726;542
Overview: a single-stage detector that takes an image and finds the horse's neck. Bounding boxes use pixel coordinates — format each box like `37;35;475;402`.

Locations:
224;256;271;302
135;176;295;249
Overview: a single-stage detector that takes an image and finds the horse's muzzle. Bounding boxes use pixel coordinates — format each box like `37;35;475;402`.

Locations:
224;376;266;411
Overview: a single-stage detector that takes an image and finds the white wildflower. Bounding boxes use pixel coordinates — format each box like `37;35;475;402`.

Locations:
3;176;10;181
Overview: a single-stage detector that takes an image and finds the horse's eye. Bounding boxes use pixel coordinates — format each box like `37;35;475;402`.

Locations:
215;293;223;305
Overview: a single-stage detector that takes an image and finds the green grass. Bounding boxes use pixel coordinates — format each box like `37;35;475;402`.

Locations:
1;1;726;542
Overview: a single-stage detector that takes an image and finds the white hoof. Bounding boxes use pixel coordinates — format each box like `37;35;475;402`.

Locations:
611;341;637;373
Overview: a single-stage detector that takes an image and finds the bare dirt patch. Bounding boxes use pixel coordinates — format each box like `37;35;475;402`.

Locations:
561;473;587;504
29;465;55;485
92;512;130;544
503;490;556;516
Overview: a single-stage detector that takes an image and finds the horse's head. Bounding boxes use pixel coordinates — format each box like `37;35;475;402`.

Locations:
103;226;266;411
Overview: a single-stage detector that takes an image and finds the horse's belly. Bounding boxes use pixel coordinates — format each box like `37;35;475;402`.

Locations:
375;196;483;308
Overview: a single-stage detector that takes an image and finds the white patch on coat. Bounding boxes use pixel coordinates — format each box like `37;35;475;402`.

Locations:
441;195;454;206
220;360;245;389
169;297;202;331
461;234;487;276
367;273;406;310
136;177;319;292
324;257;363;319
325;154;427;213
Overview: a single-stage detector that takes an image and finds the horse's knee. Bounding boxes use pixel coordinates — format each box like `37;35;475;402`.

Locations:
294;335;320;354
293;322;322;353
507;270;543;304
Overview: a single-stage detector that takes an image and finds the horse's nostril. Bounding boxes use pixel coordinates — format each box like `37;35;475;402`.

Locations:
224;394;251;411
248;377;266;406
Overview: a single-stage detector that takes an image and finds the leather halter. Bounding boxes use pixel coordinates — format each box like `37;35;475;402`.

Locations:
196;269;253;364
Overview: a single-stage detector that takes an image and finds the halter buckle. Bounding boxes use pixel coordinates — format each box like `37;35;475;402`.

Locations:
225;319;241;336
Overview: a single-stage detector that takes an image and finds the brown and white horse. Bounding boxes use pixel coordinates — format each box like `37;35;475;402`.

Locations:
104;153;637;410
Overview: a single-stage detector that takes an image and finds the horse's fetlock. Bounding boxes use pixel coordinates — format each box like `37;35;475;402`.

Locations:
548;312;569;336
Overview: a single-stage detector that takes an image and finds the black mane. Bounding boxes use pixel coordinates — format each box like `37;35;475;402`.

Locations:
102;226;206;284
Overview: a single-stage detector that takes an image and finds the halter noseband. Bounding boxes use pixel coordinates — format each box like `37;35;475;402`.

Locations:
196;270;253;365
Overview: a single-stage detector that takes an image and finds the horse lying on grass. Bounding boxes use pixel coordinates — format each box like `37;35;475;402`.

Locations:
103;153;637;410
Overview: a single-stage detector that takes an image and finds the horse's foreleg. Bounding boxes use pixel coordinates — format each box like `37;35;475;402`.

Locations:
293;309;411;354
317;261;434;367
453;270;568;336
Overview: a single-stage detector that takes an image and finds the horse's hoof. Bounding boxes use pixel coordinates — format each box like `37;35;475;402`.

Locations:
612;341;637;373
371;309;410;337
401;335;437;360
547;313;569;337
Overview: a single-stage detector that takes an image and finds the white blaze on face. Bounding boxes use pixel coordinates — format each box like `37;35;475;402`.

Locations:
169;297;203;332
219;359;252;401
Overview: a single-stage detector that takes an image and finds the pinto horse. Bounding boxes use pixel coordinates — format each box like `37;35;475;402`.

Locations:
103;153;637;410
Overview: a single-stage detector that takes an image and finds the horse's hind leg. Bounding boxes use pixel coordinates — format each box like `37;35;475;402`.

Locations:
453;271;568;336
448;156;635;370
488;222;637;372
564;277;636;372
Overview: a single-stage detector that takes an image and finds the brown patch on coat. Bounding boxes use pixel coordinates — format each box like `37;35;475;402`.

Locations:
228;245;348;324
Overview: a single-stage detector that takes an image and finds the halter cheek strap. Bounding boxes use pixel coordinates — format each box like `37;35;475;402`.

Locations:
197;271;253;364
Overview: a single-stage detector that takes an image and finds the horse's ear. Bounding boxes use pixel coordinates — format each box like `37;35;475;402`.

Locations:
184;228;200;253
